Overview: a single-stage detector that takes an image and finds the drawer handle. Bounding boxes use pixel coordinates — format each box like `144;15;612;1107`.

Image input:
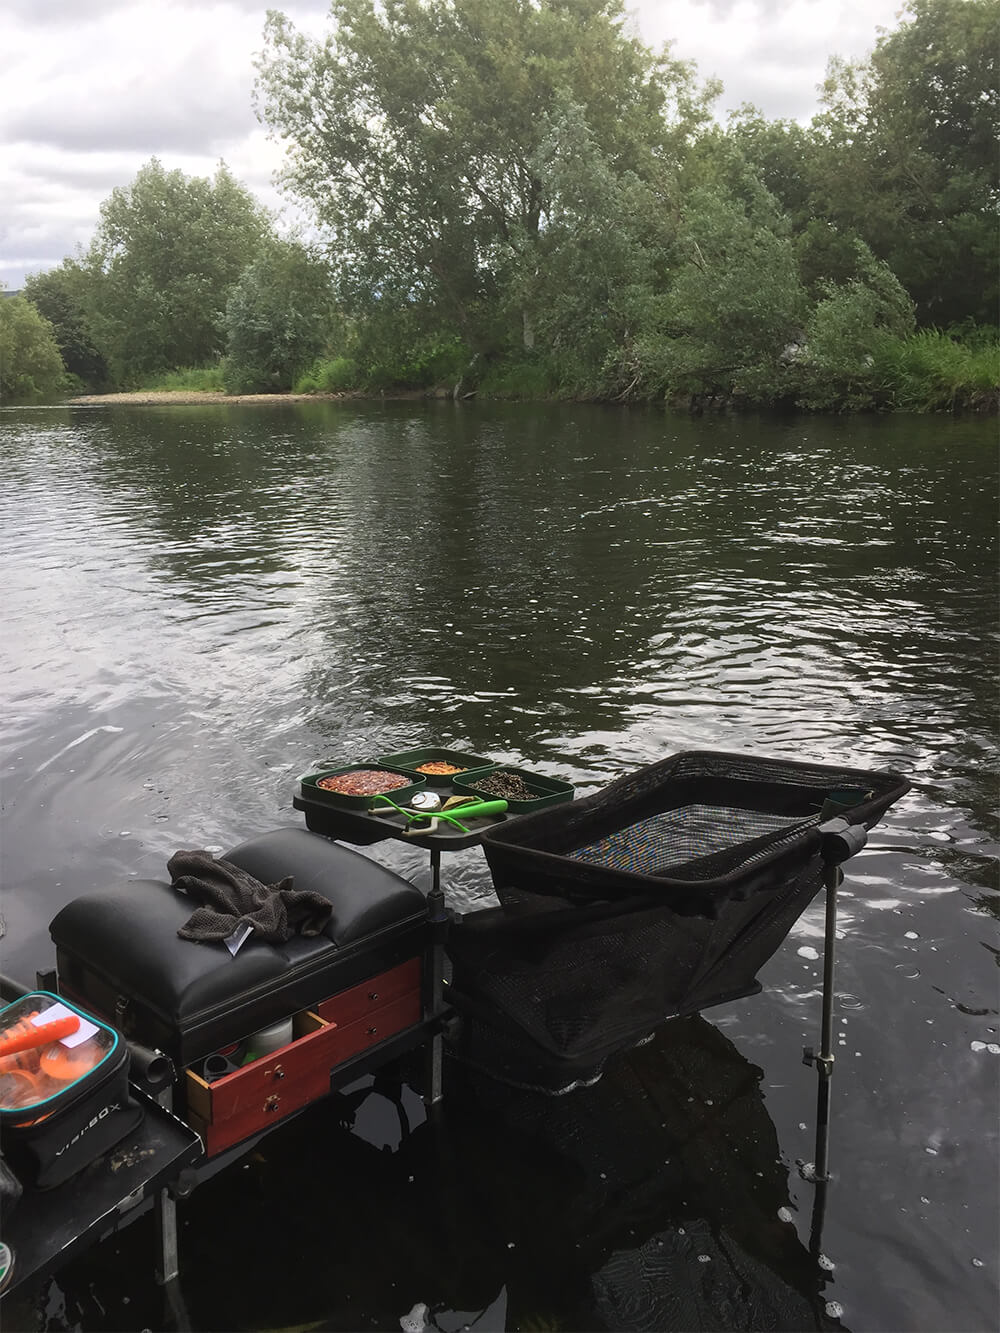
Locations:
270;1065;285;1080
367;1026;378;1037
367;991;379;1002
264;1095;281;1113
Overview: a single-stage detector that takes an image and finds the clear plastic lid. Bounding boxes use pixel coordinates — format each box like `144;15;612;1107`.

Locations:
0;992;115;1113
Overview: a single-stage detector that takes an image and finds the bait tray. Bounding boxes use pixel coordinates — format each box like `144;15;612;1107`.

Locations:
298;765;426;810
376;747;498;786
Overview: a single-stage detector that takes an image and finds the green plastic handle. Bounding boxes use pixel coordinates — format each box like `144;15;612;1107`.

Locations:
446;800;508;820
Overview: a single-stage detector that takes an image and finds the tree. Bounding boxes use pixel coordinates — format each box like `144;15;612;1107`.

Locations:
254;0;717;359
707;110;815;229
502;97;678;397
223;239;339;392
0;295;66;402
811;0;999;326
23;258;107;390
85;159;272;384
646;174;808;402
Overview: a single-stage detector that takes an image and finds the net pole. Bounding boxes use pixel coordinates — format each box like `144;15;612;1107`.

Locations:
812;860;841;1183
806;818;865;1185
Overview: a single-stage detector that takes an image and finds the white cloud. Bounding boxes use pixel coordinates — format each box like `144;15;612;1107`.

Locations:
634;0;904;118
1;0;906;290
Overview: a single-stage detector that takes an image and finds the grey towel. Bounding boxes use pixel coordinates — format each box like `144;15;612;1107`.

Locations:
169;849;333;944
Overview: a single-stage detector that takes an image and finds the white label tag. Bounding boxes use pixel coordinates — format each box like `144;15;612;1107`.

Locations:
224;921;254;957
32;1001;99;1048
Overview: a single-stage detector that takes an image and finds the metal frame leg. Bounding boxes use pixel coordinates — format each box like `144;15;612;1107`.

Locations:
153;1188;179;1285
802;820;869;1262
424;848;446;1105
803;818;867;1187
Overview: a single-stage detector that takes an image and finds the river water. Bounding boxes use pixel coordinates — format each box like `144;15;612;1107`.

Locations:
0;400;996;1332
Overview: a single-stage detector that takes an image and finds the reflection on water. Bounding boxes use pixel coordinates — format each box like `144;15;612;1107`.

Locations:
0;401;997;1332
21;1020;844;1333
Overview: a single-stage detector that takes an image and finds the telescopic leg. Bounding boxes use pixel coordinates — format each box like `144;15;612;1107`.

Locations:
424;848;446;1105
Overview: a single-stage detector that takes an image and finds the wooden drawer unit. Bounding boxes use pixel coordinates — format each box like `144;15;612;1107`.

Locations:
186;1010;335;1157
316;956;421;1027
185;957;424;1158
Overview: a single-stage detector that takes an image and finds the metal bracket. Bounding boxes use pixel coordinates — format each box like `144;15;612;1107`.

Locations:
802;1045;835;1077
818;817;868;865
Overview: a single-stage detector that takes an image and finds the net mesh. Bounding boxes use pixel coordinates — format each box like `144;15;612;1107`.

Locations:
566;804;813;879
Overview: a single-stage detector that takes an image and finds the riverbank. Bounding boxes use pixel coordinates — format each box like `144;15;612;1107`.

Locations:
66;383;998;412
68;390;350;405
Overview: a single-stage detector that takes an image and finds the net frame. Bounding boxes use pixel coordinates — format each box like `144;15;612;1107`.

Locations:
480;750;909;917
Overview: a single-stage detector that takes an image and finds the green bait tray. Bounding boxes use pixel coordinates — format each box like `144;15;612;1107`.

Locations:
451;765;575;813
376;747;498;786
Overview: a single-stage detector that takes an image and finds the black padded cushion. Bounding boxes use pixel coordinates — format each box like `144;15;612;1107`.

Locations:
50;879;286;1024
223;828;424;946
49;829;425;1026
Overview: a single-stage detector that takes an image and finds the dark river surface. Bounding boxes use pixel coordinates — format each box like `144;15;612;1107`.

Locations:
0;401;996;1333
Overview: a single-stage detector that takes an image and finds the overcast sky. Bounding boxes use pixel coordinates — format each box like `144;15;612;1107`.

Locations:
1;0;907;291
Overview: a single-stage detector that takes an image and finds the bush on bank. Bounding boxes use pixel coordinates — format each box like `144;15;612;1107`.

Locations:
468;326;999;413
281;323;998;413
0;296;67;403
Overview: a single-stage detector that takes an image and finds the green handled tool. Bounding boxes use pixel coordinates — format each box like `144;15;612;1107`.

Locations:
370;794;508;833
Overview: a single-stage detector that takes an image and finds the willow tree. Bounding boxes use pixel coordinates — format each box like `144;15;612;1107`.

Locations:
254;0;716;362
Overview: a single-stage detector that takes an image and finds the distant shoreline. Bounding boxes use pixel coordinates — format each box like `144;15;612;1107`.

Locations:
60;387;1000;413
68;390;355;405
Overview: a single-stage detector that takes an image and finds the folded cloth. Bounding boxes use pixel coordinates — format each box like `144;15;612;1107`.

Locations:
168;849;333;945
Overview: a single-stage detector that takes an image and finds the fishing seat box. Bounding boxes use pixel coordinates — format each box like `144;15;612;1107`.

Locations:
49;829;429;1156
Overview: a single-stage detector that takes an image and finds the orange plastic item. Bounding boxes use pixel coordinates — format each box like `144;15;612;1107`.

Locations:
38;1038;103;1082
0;1013;80;1058
0;1067;44;1109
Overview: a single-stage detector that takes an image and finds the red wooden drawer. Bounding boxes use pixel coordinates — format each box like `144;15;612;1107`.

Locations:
186;1011;339;1143
316;956;421;1027
185;987;424;1157
322;989;421;1066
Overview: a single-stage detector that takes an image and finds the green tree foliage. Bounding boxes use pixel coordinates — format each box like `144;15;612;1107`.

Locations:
705;111;815;228
222;239;339;393
86;158;272;385
503;97;677;397
23;258;107;390
649;177;808;402
19;0;985;412
0;296;66;402
812;0;999;326
255;0;717;366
